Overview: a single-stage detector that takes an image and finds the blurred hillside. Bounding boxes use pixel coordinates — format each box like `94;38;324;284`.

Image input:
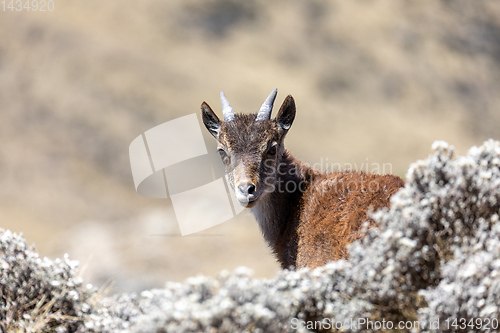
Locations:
0;0;499;291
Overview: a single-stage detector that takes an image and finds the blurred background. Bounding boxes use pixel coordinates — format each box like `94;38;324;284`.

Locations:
0;0;499;292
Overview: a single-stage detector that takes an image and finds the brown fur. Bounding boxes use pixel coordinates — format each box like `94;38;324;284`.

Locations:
201;93;405;269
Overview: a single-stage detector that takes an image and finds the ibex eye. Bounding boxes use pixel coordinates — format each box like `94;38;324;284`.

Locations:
218;149;229;163
267;145;277;156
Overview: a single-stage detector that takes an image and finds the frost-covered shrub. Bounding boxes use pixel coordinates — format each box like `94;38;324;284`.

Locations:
0;230;94;332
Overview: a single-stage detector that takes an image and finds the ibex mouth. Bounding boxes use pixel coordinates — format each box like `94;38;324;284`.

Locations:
237;197;259;208
243;199;258;208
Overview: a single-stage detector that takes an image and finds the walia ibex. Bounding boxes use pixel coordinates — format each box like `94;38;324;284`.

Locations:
201;89;405;269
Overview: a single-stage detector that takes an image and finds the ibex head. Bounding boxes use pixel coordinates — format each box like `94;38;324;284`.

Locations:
201;89;296;208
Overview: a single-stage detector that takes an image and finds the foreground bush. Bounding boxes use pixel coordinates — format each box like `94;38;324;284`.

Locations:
0;230;94;332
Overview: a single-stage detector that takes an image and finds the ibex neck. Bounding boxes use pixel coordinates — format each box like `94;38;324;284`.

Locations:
250;150;313;266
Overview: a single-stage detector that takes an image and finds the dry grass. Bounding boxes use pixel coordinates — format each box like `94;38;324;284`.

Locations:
2;297;79;333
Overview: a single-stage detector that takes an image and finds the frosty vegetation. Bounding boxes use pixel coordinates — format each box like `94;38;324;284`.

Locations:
1;140;499;332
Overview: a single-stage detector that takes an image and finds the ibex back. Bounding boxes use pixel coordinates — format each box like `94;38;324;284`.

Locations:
201;89;404;269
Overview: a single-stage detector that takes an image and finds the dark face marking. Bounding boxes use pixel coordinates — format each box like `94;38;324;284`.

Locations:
217;114;283;206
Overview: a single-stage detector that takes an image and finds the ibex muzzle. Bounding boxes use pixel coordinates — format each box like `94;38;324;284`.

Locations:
233;161;257;203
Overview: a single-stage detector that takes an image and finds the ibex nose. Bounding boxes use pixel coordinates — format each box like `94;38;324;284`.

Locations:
238;182;256;196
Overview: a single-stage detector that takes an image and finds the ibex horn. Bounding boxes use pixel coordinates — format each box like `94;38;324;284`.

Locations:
220;91;235;122
256;88;278;121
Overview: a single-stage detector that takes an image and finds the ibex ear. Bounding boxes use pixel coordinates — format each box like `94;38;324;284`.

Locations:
201;102;221;139
276;95;296;133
